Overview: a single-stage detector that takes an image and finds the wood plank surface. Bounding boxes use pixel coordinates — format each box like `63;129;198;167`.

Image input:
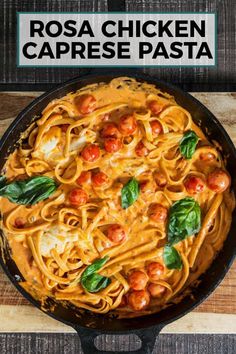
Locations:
0;91;235;333
1;333;236;354
0;0;236;91
1;305;236;334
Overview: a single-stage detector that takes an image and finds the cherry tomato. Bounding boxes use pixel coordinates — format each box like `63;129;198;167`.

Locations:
61;124;69;133
119;296;127;307
153;171;167;188
76;171;91;185
148;204;168;223
107;224;126;243
74;94;96;115
104;137;122;153
14;217;25;228
135;141;149;157
207;168;230;193
147;262;164;281
148;100;164;115
128;270;148;291
92;171;109;187
69;188;88;206
184;176;205;195
150;120;162;137
81;144;100;162
128;290;150;311
148;283;166;298
118;114;137;136
101;123;119;138
200;152;215;162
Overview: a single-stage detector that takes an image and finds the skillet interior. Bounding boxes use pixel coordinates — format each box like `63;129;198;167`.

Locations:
0;72;236;334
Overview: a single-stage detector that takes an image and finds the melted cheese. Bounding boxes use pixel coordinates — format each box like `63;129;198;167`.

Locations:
0;77;234;318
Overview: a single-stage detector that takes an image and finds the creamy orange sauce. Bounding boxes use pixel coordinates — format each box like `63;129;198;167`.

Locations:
0;77;234;317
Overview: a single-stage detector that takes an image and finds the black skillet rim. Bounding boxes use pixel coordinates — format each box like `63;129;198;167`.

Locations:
0;71;236;333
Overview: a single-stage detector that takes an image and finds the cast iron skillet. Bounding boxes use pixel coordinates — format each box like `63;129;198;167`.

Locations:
0;72;236;354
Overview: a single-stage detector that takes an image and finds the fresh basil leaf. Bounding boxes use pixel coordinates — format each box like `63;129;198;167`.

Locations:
168;197;201;245
179;130;199;159
163;244;182;270
81;273;111;293
81;256;110;293
0;176;6;189
121;178;140;209
0;176;57;205
82;256;109;279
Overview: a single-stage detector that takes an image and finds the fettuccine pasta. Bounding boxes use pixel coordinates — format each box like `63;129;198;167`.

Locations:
0;77;234;317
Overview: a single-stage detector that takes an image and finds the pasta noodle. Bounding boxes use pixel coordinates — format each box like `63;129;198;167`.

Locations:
0;77;234;317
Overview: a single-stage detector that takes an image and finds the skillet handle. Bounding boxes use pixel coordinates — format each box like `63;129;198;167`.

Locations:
74;326;163;354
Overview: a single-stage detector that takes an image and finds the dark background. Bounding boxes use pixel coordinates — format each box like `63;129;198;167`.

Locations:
0;0;235;91
1;333;236;354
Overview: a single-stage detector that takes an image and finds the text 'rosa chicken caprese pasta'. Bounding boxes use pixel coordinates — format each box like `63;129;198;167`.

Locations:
0;77;234;317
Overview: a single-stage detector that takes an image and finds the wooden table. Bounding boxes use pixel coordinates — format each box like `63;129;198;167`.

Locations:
0;92;236;343
1;0;235;92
